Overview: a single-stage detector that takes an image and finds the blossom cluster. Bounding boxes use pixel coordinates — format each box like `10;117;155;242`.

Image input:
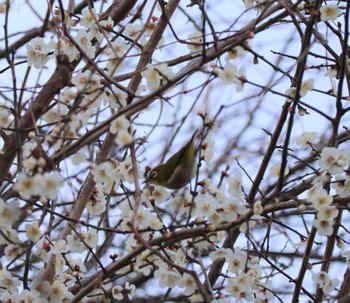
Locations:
285;78;314;104
307;147;350;236
141;63;175;92
312;271;339;294
1;230;99;302
215;45;246;92
194;172;248;226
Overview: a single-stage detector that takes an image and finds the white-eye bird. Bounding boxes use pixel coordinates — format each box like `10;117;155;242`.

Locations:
146;130;198;189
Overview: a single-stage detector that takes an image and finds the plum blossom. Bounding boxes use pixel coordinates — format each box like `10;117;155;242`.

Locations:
26;221;42;242
308;186;333;210
187;31;203;53
72;70;100;93
225;46;244;61
0;199;20;228
141;63;174;92
320;5;341;22
319;147;350;175
55;39;80;62
300;79;314;97
333;175;350;197
218;63;246;91
124;23;146;44
27;37;53;68
226;247;247;273
253;200;263;215
225;273;254;302
112;285;123;300
179;273;198;296
218;63;238;84
74;30;96;58
313;218;334;236
317;206;339;220
79;8;98;28
0;269;21;293
296;131;317;148
154;261;182;288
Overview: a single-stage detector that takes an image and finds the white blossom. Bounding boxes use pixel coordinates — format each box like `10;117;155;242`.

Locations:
107;87;128;109
55;39;80;62
4;244;23;262
141;63;174;92
253;200;263;215
218;63;246;91
225;273;254;302
124;282;135;300
41;171;63;200
296;131;317;148
71;70;100;93
154;261;182;288
79;8;98;28
218;63;238;84
115;129;133;147
255;280;275;301
333;175;350;197
87;195;106;215
109;115;130;134
66;231;86;253
49;280;73;301
317;206;339;220
0;269;21;293
179;273;198;296
225;46;244;61
26;221;42;242
112;285;123;300
226;247;247;273
319;147;350;175
320;5;341;22
209;248;231;261
323;278;340;294
285;87;297;101
324;66;337;78
308;186;333;210
119;157;141;184
312;271;329;288
85;229;98;248
195;194;217;218
74;30;96;58
300;79;314;97
227;172;244;197
313;218;334;236
222;197;247;222
187;31;203;53
243;0;255;9
0;199;20;228
26;37;53;68
105;38;128;57
124;23;146;44
89;17;114;42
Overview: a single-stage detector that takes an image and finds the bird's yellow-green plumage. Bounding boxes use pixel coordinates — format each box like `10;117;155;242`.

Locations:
146;131;198;189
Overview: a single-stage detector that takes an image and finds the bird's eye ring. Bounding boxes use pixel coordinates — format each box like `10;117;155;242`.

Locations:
150;170;158;178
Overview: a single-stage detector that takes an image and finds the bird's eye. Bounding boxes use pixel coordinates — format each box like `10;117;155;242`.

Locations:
150;170;158;179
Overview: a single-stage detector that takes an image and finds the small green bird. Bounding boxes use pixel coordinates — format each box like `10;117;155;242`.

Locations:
146;130;198;189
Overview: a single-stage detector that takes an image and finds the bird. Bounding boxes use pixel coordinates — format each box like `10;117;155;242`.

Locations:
145;130;198;189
